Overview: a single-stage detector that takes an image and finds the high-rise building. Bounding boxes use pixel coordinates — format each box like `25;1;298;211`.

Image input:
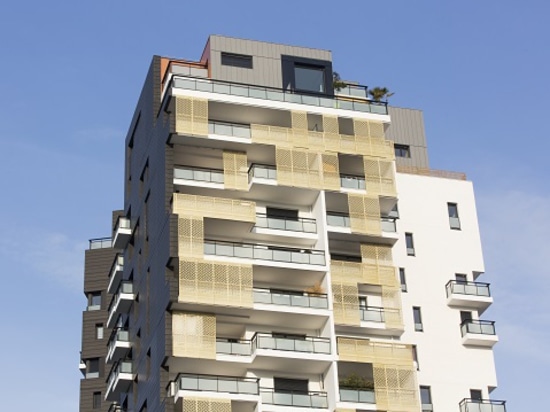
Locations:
79;35;505;412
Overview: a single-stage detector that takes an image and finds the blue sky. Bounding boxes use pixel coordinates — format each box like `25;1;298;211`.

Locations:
0;0;548;409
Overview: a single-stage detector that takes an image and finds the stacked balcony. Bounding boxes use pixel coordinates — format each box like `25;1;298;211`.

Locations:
216;333;331;357
105;360;133;401
260;388;328;409
106;327;131;364
253;287;328;310
461;320;498;347
446;280;493;313
459;398;506;412
112;217;131;249
171;374;260;404
107;254;124;294
106;281;134;328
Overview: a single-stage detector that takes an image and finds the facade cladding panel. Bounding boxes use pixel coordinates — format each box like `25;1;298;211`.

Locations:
79;35;503;412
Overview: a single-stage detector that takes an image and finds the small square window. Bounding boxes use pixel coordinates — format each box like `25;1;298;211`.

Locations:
88;292;102;311
221;52;253;69
420;386;432;411
448;202;461;230
413;307;423;331
399;268;407;292
470;389;483;402
92;392;101;409
405;233;415;256
86;358;100;379
394;144;411;158
455;274;468;284
95;324;104;340
295;64;326;93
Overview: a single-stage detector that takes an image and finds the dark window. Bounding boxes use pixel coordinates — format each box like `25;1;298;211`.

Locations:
88;292;102;310
388;203;399;218
266;207;299;220
221;52;253;69
460;311;472;323
405;233;415;256
420;386;432;408
331;254;362;263
394;144;411;158
95;323;104;340
448;203;461;230
455;273;468;284
92;392;101;409
274;377;309;394
86;358;100;378
412;345;419;370
399;268;407;292
413;307;423;331
470;389;483;402
295;64;326;93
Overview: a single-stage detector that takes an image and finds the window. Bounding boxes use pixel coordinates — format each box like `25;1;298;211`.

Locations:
470;389;483;402
86;358;100;379
413;307;423;331
295;64;326;93
405;233;415;256
412;345;419;370
95;324;104;340
266;207;299;220
399;268;407;292
420;386;433;411
92;391;101;409
460;311;472;324
455;273;468;284
221;52;253;69
448;203;461;230
394;144;411;158
88;292;101;311
274;377;309;394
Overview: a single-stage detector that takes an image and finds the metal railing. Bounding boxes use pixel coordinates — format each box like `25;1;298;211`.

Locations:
334;84;369;99
248;163;277;181
396;165;467;181
339;388;376;403
107;281;134;313
174;166;224;184
89;237;112;249
326;213;397;233
106;360;133;391
176;373;259;395
171;75;388;115
253;287;328;309
217;333;331;355
255;213;317;233
340;174;366;190
204;240;326;265
381;217;397;232
261;388;328;408
209;121;251;139
446;280;491;298
460;320;496;336
459;398;506;412
360;306;385;323
114;216;130;232
107;328;130;350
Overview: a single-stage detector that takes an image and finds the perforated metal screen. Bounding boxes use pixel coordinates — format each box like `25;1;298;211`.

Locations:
223;151;249;191
175;96;209;136
173;193;256;222
182;397;231;412
172;312;216;359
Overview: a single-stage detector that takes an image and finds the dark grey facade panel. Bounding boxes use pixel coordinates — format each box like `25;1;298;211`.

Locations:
83;248;118;295
386;106;430;169
79;379;105;412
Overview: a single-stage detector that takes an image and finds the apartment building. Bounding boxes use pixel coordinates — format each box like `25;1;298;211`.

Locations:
79;35;505;412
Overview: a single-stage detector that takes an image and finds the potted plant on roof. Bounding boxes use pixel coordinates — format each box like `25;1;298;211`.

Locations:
368;87;394;102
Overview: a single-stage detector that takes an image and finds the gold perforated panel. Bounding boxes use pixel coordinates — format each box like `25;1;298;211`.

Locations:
337;337;414;366
251;124;293;147
223;151;248;191
373;364;419;412
178;217;204;258
179;259;253;308
276;147;322;189
382;286;404;329
182;397;231;412
363;158;396;196
348;194;382;235
332;282;360;326
172;193;256;222
175;96;209;136
321;152;340;190
172;312;216;359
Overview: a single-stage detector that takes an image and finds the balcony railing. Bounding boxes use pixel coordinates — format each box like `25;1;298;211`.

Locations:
209;121;251;139
459;398;506;412
217;333;331;356
107;328;130;352
248;164;277;181
107;281;134;313
339;388;376;404
204;240;326;265
460;320;496;337
340;174;366;190
89;237;112;249
360;306;385;323
446;280;491;298
174;166;224;184
261;388;328;408
253;287;328;309
114;216;130;232
106;360;133;391
171;75;388;115
176;373;259;395
335;84;369;99
255;213;317;233
326;213;397;233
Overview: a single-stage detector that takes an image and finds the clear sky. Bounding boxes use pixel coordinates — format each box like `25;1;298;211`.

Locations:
0;0;547;410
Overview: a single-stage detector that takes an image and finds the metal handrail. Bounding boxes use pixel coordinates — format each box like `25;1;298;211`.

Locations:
107;281;134;313
248;163;277;180
89;237;112;249
176;373;259;395
255;213;317;233
260;387;328;408
174;165;225;184
460;319;496;336
459;398;506;412
252;333;331;354
446;280;491;297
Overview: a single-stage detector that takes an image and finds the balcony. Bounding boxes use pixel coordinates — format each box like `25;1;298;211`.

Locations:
339;388;376;404
253;287;328;309
248;163;277;182
89;237;112;250
360;306;385;323
209;120;251;139
170;75;388;115
216;333;331;357
459;399;506;412
204;240;326;266
461;320;498;347
107;403;124;412
105;360;133;401
327;212;397;233
446;280;493;313
112;217;131;249
107;254;124;294
261;388;328;409
174;165;224;185
340;174;366;191
172;374;259;402
107;281;134;328
106;328;131;364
